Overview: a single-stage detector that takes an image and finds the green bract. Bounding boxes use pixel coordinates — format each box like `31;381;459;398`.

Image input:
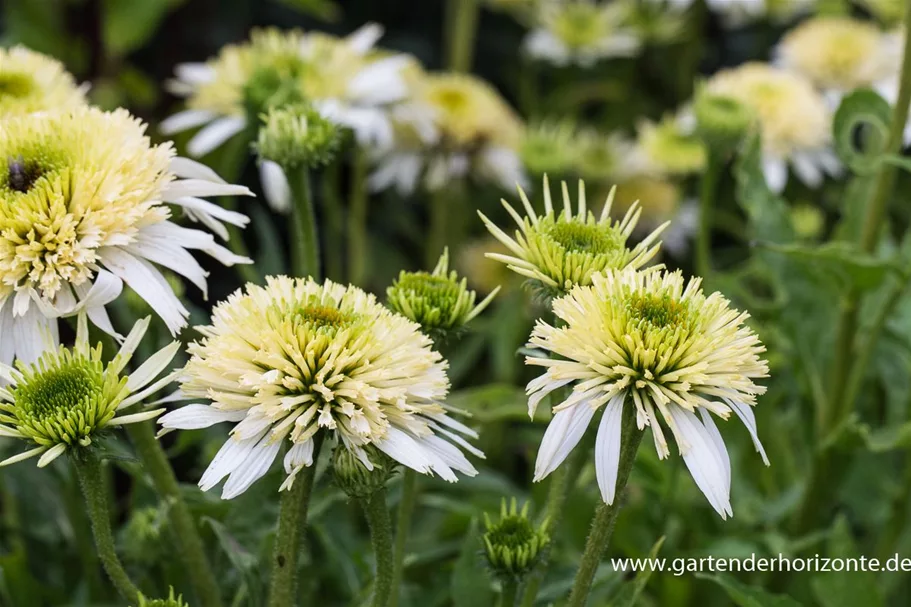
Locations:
386;248;499;342
482;498;549;580
332;444;397;499
135;588;190;607
255;103;343;169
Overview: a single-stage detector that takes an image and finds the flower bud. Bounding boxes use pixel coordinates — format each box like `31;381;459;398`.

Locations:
120;506;167;565
255;103;343;170
482;498;550;581
332;445;397;499
387;248;499;344
693;89;754;151
135;588;189;607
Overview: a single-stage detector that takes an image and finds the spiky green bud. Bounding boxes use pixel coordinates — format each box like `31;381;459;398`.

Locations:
387;248;499;344
693;89;754;152
255;103;343;169
332;445;397;499
134;588;189;607
120;506;167;565
482;498;550;581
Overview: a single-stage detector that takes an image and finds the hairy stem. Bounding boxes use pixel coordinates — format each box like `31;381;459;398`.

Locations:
696;151;723;280
362;487;395;607
566;403;643;607
267;435;324;607
347;147;369;286
127;422;223;607
73;450;141;603
289;167;320;279
500;578;519;607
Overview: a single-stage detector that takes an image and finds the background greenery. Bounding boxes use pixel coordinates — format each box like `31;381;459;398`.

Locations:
4;1;911;606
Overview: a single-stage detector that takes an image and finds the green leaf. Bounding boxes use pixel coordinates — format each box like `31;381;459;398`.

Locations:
758;241;900;291
446;384;541;423
103;0;186;56
450;518;496;607
272;0;342;21
205;517;264;607
609;536;665;607
697;573;804;607
810;516;884;607
861;420;911;452
733;134;794;243
832;89;892;175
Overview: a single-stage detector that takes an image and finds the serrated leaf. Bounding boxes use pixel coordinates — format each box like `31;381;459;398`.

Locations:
609;536;665;607
759;241;899;291
697;573;804;607
451;519;496;607
833;89;892;175
810;516;884;607
205;517;264;607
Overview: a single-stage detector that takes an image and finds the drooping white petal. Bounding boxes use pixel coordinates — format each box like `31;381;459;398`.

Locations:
222;435;283;499
187;116;247;157
259;160;292;213
668;407;733;519
109;317;151;375
157;405;248;432
761;155;788;194
698;408;731;495
126;341;181;392
594;395;625;505
345;22;384;54
160;109;218;135
726;399;769;465
169;157;227;183
199;431;268;492
373;426;433;475
533;404;596;482
162;179;253;201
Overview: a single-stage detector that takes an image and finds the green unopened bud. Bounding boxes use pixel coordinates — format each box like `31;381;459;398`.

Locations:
332;446;397;499
255;104;343;169
693;90;754;151
134;587;189;607
243;64;306;120
120;506;167;565
638;116;707;176
482;498;550;581
520;121;578;176
387;248;499;344
791;204;825;240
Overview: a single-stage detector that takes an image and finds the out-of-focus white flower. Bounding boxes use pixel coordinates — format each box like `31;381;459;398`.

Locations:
158;277;484;499
0;107;251;366
631;115;708;177
369;73;527;195
161;24;411;211
704;62;840;192
527;268;769;518
0;46;87;118
524;0;641;67
706;0;815;26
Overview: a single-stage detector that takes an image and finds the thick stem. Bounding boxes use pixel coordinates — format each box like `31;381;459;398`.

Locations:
361;487;395;607
289;167;320;279
73;450;141;603
426;189;449;268
126;422;223;607
500;579;519;607
445;0;480;72
322;159;345;281
267;436;325;607
696;152;723;280
796;3;911;533
347;148;369;286
389;469;420;607
566;403;643;607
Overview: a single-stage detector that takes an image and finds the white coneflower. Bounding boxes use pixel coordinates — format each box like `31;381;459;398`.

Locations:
706;0;815;26
478;176;666;297
0;46;87;117
704;62;840;193
524;0;641;67
162;25;411;211
526;268;769;518
157;276;484;499
0;107;251;364
369;72;527;195
776;17;900;96
0;316;179;468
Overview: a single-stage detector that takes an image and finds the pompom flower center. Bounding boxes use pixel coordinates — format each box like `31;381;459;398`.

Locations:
297;303;354;330
486;517;536;549
15;364;100;417
627;292;689;330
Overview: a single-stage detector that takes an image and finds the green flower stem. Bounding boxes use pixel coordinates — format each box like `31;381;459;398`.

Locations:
322;159;345;281
566;403;644;607
797;3;911;533
347;147;369;286
696;151;723;280
216;132;261;286
500;579;519;607
389;469;420;607
289;166;320;279
126;421;223;607
268;434;325;607
62;468;105;598
445;0;480;72
73;450;142;603
426;189;449;268
361;487;395;607
519;443;589;607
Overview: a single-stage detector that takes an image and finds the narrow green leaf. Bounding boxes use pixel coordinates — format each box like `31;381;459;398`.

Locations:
758;241;899;291
451;519;496;607
697;573;804;607
609;536;666;607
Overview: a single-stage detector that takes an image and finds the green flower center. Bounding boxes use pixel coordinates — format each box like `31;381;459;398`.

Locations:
0;72;36;99
243;64;307;118
298;303;352;329
15;363;100;417
397;274;460;311
548;221;621;255
487;517;536;549
627;293;688;329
